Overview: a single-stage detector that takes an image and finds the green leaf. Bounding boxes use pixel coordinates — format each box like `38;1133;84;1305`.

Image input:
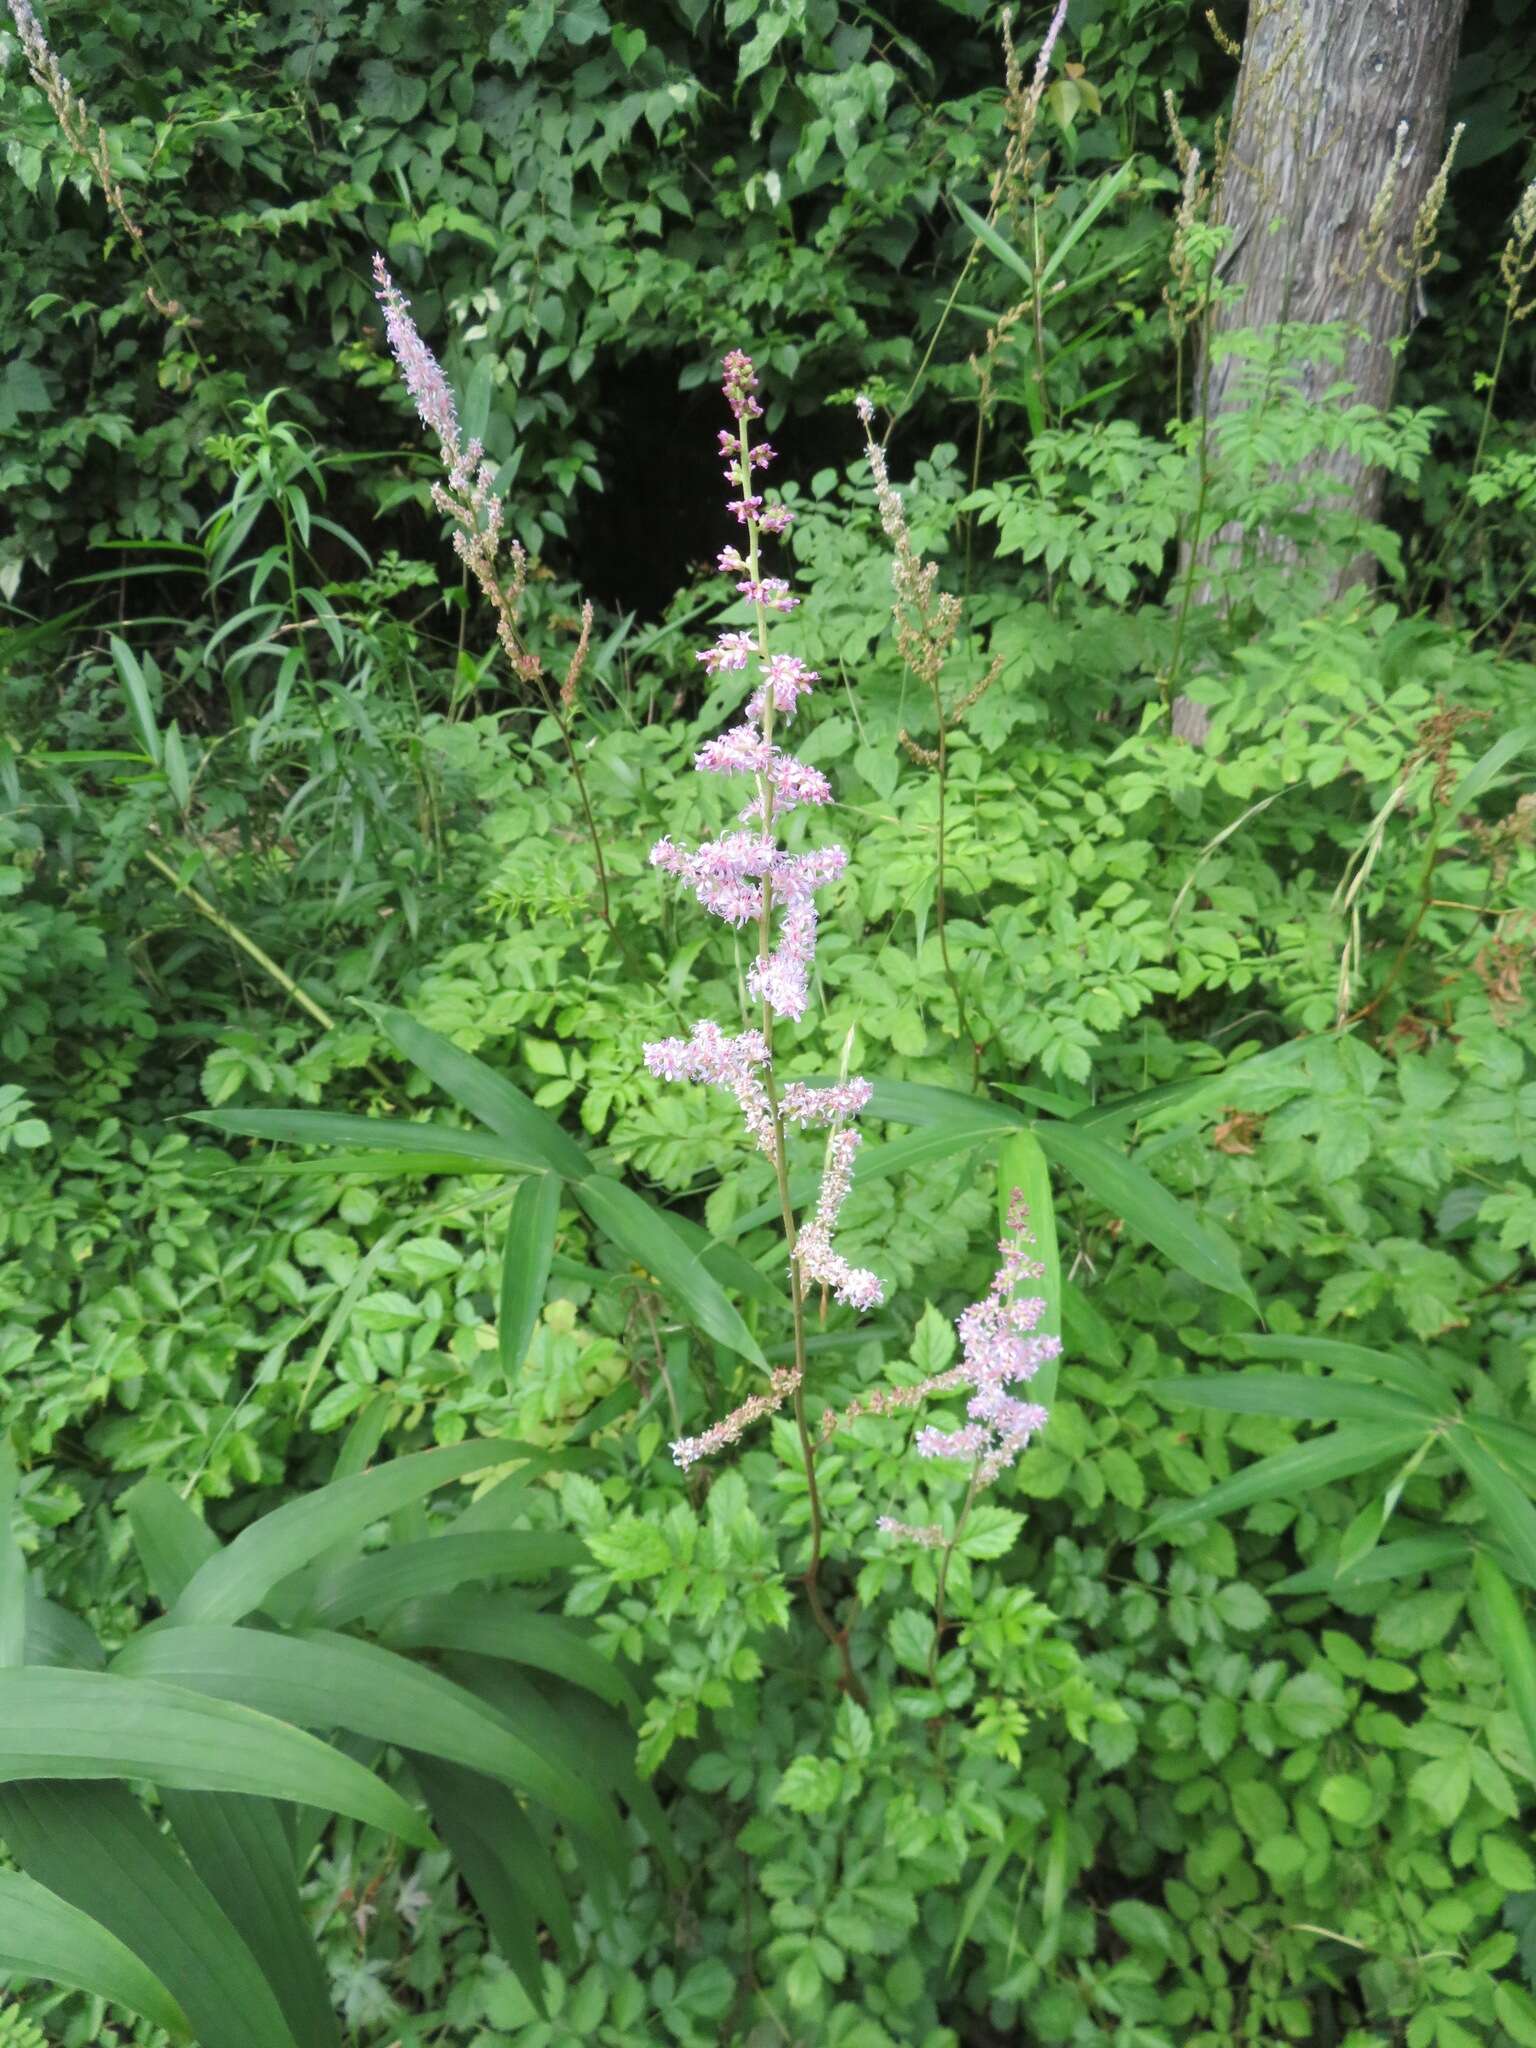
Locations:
0;1781;297;2048
574;1173;765;1366
173;1439;537;1626
194;1109;542;1175
411;1757;557;2016
953;195;1035;287
1032;1120;1256;1307
160;1792;339;2048
23;1592;105;1671
0;1442;23;1669
110;635;161;764
0;1867;190;2039
1148;1373;1435;1427
1318;1775;1373;1824
1410;1747;1472;1826
1450;1424;1536;1589
1448;721;1536;814
1273;1530;1469;1595
1145;1426;1425;1536
997;1129;1061;1407
385;1590;637;1714
501;1172;560;1376
113;1626;611;1841
1474;1552;1536;1772
124;1480;220;1610
1272;1669;1350;1741
862;1078;1023;1130
726;1118;1007;1236
306;1532;586;1630
366;1005;589;1177
1235;1333;1456;1407
0;1668;431;1845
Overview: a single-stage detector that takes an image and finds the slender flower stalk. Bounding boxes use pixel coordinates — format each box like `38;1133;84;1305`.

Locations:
644;352;882;1693
371;258;614;929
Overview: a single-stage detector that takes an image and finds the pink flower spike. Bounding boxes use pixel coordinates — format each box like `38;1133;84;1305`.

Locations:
697;631;757;676
372;257;461;456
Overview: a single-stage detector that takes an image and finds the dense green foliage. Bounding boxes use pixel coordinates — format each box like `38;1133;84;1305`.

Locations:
5;1;1536;2045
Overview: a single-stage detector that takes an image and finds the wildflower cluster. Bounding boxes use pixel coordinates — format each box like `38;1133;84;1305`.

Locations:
643;352;883;1466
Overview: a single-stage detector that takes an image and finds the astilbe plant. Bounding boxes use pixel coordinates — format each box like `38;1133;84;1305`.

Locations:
369;306;1061;1688
639;354;1060;1686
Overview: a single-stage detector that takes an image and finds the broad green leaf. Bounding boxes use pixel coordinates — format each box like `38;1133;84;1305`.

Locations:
727;1119;1007;1236
953;195;1035;287
110;635;161;764
160;1792;338;2048
0;1867;189;2039
386;1590;638;1714
1032;1120;1256;1307
0;1442;23;1668
173;1439;537;1626
1148;1373;1436;1427
1451;1426;1536;1589
114;1625;612;1842
366;1005;590;1176
574;1173;765;1365
998;1129;1061;1406
124;1480;220;1610
0;1668;431;1844
1475;1552;1536;1772
1448;721;1536;814
195;1109;540;1174
412;1756;563;2013
501;1172;560;1376
1038;160;1138;288
1236;1333;1456;1407
1146;1426;1427;1536
0;1781;292;2048
1274;1530;1470;1595
23;1592;105;1670
862;1078;1023;1130
307;1532;586;1630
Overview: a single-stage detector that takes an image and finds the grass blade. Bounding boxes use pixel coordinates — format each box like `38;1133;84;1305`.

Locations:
1236;1333;1457;1407
0;1442;23;1669
998;1129;1062;1408
0;1867;190;2039
173;1438;541;1626
1273;1529;1471;1595
386;1590;638;1714
114;1624;614;1844
307;1531;586;1630
0;1668;431;1843
161;1791;339;2048
1146;1426;1428;1537
195;1109;541;1174
1148;1373;1437;1426
124;1480;220;1610
0;1780;296;2048
1033;1119;1256;1308
501;1172;560;1376
1450;1425;1536;1589
574;1172;766;1366
367;1004;589;1177
1474;1552;1536;1772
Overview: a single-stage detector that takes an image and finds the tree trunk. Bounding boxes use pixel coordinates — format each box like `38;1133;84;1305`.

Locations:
1171;0;1468;745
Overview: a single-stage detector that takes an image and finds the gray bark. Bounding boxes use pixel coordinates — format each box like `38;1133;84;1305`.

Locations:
1172;0;1469;744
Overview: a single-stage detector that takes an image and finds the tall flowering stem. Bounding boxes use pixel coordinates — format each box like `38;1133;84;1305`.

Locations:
371;258;611;929
644;353;882;1695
